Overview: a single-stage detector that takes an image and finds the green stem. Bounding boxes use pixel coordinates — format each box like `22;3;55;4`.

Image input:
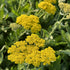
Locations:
17;0;21;12
35;9;43;16
14;31;18;41
29;0;33;10
19;30;27;38
39;12;45;18
49;22;58;36
27;64;29;70
39;0;42;2
49;17;66;36
55;42;67;46
0;45;6;52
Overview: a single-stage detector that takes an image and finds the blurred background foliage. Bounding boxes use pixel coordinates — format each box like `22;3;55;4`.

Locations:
0;0;70;70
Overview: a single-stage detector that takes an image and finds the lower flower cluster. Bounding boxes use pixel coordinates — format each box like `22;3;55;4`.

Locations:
8;34;56;67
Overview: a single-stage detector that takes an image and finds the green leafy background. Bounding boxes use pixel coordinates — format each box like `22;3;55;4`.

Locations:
0;0;70;70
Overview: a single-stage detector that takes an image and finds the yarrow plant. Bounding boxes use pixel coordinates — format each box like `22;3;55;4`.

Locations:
0;0;69;70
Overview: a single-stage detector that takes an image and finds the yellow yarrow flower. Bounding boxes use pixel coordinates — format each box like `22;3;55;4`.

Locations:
26;45;39;54
31;24;41;33
25;34;45;47
16;14;28;25
7;34;56;67
59;3;70;13
25;47;56;67
16;14;41;33
8;41;39;64
25;51;41;67
7;41;27;64
8;42;56;67
44;0;56;4
8;53;25;64
38;2;56;15
14;41;27;47
29;15;39;23
41;47;56;65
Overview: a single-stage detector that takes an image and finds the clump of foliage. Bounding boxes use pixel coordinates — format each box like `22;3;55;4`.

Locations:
0;0;70;70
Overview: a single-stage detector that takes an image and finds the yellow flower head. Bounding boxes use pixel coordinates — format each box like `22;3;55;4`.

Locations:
7;41;27;64
44;0;56;4
26;45;39;54
25;51;41;67
7;40;39;64
31;24;41;33
8;41;56;67
16;14;28;24
29;15;39;24
7;34;56;67
25;47;56;67
41;47;56;65
16;14;41;33
38;2;56;15
8;53;25;64
25;34;45;47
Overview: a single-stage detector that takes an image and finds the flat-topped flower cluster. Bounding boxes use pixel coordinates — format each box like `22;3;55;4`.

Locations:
16;14;41;33
8;34;56;67
38;0;56;15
